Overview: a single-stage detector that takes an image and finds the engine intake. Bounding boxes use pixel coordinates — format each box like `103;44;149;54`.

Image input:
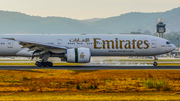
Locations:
66;48;91;63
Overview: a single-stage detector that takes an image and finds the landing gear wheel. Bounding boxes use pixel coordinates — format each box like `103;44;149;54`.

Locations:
35;61;53;67
42;62;48;67
35;61;39;65
47;62;53;67
35;61;42;67
153;62;158;66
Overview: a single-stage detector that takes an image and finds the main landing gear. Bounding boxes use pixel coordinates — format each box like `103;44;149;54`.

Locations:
153;56;158;66
35;52;53;67
35;61;53;67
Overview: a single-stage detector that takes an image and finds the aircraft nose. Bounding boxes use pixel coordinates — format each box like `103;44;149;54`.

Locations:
172;44;176;50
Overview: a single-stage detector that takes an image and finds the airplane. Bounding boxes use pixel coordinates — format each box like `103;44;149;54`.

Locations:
0;34;175;67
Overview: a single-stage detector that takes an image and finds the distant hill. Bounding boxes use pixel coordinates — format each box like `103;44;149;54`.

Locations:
81;18;104;23
0;7;180;34
87;7;180;34
0;11;103;34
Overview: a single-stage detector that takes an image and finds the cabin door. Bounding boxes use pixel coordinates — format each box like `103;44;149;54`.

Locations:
151;40;157;48
7;40;13;48
57;39;63;46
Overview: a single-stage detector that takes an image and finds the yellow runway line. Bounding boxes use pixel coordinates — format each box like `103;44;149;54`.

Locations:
0;63;84;66
157;63;180;66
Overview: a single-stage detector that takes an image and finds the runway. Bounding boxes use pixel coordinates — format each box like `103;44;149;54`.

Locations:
0;66;180;70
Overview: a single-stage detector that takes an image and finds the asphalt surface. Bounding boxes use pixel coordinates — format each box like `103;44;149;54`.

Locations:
0;66;180;70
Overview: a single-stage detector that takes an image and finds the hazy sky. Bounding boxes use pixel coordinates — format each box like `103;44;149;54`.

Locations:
0;0;179;20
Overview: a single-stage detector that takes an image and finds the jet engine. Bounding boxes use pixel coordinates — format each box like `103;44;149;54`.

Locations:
66;48;91;63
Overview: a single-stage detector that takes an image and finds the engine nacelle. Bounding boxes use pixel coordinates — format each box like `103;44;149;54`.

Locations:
66;48;91;63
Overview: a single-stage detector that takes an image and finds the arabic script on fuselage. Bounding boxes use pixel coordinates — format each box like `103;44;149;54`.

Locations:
69;38;90;43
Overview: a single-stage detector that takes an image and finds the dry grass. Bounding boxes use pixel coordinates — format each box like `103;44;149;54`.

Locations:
1;92;180;100
0;69;180;100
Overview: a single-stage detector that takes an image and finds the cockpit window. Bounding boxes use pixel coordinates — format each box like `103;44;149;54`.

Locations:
166;41;171;44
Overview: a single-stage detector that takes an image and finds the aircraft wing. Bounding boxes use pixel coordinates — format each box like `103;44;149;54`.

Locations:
2;38;67;52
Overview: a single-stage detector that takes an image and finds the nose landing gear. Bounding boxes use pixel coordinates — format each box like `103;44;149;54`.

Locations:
153;61;158;66
153;56;158;66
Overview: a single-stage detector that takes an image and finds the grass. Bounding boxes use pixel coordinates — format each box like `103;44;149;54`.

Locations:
0;70;179;100
143;79;171;91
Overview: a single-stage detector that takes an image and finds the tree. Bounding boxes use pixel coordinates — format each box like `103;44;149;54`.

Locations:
144;30;151;35
130;31;142;34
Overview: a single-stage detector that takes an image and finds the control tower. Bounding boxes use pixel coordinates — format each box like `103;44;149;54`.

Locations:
155;18;166;38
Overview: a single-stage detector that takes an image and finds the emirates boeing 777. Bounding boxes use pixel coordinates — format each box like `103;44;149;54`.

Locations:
0;34;175;67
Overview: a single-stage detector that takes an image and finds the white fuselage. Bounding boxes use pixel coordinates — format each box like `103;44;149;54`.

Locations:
0;34;176;57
